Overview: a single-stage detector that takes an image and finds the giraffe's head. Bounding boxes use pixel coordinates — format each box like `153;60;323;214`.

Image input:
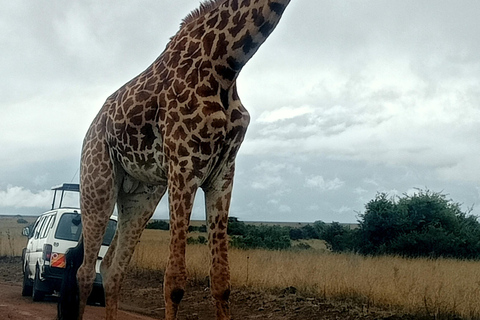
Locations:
166;0;292;87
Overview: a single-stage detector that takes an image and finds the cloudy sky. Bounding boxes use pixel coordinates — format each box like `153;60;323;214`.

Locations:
1;0;479;223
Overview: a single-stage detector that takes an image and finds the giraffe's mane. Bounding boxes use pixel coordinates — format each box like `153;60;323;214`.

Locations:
181;0;227;28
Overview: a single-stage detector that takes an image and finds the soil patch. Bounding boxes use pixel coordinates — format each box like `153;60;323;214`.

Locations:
0;256;422;319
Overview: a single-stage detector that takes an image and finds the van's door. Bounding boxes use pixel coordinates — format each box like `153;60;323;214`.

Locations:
31;213;55;275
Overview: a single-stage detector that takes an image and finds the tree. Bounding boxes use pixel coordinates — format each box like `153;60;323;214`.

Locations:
356;192;404;255
321;222;356;253
227;217;246;235
230;224;291;250
300;224;319;239
356;189;480;259
312;220;326;238
289;227;304;240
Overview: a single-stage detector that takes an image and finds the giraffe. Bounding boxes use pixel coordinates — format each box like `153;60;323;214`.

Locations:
57;0;291;319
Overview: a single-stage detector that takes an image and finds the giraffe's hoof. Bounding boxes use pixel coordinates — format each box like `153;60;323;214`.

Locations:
170;288;185;304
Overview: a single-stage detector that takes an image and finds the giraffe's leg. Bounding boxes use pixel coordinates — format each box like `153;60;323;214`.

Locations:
102;180;166;320
77;179;117;320
164;174;198;320
205;166;235;320
75;135;118;320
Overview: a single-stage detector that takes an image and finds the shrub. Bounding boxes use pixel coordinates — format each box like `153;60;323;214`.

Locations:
321;222;356;253
289;228;304;240
188;225;207;233
145;220;169;230
230;224;291;250
356;189;480;259
291;242;312;250
227;217;247;235
299;224;319;239
187;236;207;245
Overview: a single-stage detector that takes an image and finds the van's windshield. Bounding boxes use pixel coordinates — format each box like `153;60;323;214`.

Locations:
54;212;117;246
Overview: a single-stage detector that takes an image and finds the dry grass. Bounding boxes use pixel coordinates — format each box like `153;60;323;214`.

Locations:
4;218;480;319
132;229;480;319
0;216;35;256
232;251;480;318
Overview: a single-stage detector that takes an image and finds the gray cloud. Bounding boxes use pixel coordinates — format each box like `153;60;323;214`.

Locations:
1;0;479;222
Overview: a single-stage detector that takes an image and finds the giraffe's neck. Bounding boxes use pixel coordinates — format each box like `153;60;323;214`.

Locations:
165;0;291;88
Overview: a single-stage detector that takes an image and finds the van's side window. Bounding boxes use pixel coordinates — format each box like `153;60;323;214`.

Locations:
55;213;82;241
30;218;41;239
40;215;54;239
34;217;46;239
38;216;51;239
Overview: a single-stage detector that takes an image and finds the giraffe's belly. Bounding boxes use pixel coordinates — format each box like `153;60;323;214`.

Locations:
116;148;168;185
106;100;249;187
106;123;168;185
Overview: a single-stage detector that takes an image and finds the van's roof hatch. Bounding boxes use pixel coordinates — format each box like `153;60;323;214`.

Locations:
51;183;80;210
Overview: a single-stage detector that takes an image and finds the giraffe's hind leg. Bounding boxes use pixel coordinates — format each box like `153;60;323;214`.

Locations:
74;135;118;320
101;178;166;320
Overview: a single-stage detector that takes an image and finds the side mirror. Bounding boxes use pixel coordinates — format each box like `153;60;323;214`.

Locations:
72;214;81;226
22;227;30;237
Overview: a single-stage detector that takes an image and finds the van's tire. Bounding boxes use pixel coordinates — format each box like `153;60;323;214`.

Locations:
21;266;33;296
32;266;46;301
87;287;105;306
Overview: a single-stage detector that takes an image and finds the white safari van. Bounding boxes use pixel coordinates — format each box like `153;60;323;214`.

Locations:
21;183;117;304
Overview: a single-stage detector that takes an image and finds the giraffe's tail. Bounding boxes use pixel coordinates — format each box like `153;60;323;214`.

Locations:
57;236;84;320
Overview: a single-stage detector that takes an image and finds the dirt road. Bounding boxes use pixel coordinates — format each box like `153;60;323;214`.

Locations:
0;282;158;320
0;257;415;320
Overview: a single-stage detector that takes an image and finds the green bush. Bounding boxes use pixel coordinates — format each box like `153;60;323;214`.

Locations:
188;225;207;233
321;222;356;253
356;189;480;259
291;242;312;250
230;224;291;250
145;220;169;230
288;228;304;240
187;236;207;245
287;222;324;240
227;217;247;235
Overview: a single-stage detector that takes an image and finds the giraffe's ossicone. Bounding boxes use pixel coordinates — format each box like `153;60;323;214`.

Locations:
57;1;291;319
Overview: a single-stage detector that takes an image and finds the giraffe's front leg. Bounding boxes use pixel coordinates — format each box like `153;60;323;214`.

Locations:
205;168;235;320
164;175;198;320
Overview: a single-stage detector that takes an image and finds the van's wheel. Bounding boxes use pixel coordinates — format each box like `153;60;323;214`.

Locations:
32;266;46;301
21;266;33;296
87;287;105;306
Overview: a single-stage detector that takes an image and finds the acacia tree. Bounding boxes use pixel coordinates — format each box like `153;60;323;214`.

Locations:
356;189;480;259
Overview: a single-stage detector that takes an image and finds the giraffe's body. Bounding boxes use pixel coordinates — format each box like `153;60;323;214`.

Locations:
57;0;290;319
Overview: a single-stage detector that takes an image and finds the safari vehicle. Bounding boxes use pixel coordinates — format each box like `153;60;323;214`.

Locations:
21;183;117;304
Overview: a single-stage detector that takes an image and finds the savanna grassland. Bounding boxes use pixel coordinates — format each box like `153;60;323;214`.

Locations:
2;216;480;319
0;216;36;257
133;229;480;319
